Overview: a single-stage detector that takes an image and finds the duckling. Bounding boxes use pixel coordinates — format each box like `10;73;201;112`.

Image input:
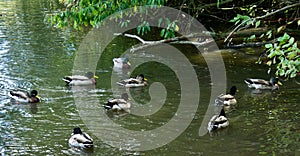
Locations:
117;74;147;88
104;93;131;111
63;72;98;86
68;127;93;148
207;108;229;132
8;90;40;103
215;86;237;107
113;57;131;69
244;77;282;90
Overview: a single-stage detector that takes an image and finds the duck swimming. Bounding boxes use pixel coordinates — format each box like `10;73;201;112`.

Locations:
215;86;237;108
244;77;282;90
117;74;147;88
207;108;229;132
104;93;131;112
68;127;93;148
63;72;98;86
8;90;40;103
113;57;131;69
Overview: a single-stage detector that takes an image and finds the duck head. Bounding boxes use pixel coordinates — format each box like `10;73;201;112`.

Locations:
270;77;282;90
137;74;147;81
229;86;237;96
86;72;98;79
30;90;38;97
219;108;226;117
73;127;83;134
122;57;129;63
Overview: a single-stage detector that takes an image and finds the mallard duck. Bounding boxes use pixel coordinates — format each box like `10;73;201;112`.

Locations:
215;86;237;107
244;77;282;90
68;127;93;148
104;93;131;111
207;108;229;132
113;57;131;69
8;90;40;103
117;74;148;88
63;72;98;86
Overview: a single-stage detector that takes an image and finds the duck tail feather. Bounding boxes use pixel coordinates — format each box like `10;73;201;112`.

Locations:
62;78;72;84
244;79;253;85
103;104;112;110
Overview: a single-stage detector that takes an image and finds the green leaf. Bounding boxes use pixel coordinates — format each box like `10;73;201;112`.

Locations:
229;17;236;22
277;26;285;32
289;37;295;45
279;69;285;76
265;43;272;49
137;26;141;34
160;29;165;37
268;51;276;58
266;30;272;39
291;72;297;78
164;31;169;38
255;20;260;28
266;30;272;36
259;151;268;155
249;34;256;40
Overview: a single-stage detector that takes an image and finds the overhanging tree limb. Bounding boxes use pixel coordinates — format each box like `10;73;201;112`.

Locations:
224;3;300;42
114;33;214;52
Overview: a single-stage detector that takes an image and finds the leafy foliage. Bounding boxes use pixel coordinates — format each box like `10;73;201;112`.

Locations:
48;0;166;34
230;11;300;79
263;33;300;78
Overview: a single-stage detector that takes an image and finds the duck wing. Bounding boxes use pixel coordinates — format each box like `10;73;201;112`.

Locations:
64;75;89;80
218;94;234;100
69;133;93;148
245;78;270;85
117;78;140;86
104;98;127;110
9;91;29;99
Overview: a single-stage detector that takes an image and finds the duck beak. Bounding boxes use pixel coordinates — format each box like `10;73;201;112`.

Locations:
277;81;283;86
94;75;99;79
144;77;147;81
36;95;41;99
127;62;131;66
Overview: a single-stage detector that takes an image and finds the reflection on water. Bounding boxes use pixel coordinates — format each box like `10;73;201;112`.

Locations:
0;0;300;155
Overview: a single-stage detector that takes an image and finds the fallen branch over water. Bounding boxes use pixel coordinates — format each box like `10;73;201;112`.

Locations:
114;33;215;52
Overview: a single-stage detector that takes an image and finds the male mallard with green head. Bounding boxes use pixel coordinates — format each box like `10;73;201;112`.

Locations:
9;90;40;103
117;74;147;88
63;72;98;86
104;93;131;112
244;77;282;90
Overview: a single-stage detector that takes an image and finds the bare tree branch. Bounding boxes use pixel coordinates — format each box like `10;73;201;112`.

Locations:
114;33;214;52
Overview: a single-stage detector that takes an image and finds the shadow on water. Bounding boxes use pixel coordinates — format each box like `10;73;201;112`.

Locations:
0;0;300;155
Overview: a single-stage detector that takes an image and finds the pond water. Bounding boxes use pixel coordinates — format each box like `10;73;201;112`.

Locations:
0;0;299;155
